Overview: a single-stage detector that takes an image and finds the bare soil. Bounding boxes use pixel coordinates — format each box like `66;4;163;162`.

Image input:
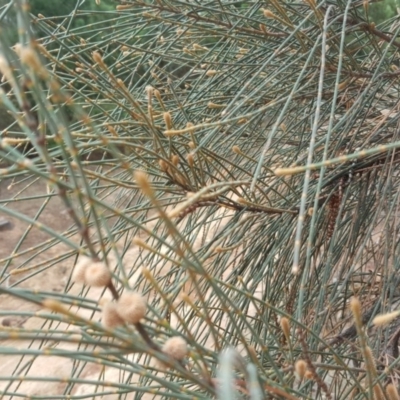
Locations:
0;176;73;326
0;174;233;398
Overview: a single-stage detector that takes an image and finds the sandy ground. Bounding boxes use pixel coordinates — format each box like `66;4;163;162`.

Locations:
1;172;391;399
0;174;235;399
0;177;74;325
0;168;392;400
0;177;79;397
0;175;153;398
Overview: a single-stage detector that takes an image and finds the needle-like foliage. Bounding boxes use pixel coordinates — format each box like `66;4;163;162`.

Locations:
1;0;400;399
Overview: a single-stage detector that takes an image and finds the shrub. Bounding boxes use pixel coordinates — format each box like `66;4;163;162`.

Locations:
1;0;400;398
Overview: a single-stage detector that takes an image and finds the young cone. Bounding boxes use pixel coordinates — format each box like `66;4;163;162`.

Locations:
162;336;188;361
84;261;112;287
116;291;147;324
102;302;124;329
71;256;92;283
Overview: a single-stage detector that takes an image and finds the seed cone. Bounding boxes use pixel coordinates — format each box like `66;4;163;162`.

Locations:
71;256;92;283
162;336;188;361
72;257;112;288
84;262;112;287
102;302;124;329
116;291;147;324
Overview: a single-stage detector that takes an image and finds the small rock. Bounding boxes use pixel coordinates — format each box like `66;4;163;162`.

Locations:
2;318;14;327
0;218;13;232
1;317;26;327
